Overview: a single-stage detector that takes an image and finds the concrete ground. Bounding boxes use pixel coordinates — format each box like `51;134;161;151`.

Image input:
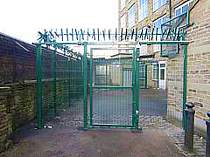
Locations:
0;109;186;157
2;88;202;157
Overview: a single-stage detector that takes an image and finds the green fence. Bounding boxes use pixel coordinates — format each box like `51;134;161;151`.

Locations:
36;45;83;128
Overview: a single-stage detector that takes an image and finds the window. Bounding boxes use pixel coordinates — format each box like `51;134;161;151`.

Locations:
96;65;106;75
153;0;167;11
175;0;193;16
153;16;168;52
139;27;148;55
121;0;126;10
128;4;137;28
152;63;158;80
139;63;146;78
160;69;165;80
121;14;126;28
139;0;148;20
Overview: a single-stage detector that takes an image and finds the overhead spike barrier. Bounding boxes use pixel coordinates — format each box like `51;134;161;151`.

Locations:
102;29;106;41
131;29;135;40
108;29;111;40
97;28;100;41
37;27;188;44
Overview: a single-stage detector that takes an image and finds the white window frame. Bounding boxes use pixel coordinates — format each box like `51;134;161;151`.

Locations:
139;0;148;21
175;0;193;16
128;4;137;28
153;15;168;52
120;0;126;10
153;0;167;12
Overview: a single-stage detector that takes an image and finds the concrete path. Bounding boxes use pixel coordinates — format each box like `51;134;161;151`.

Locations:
0;111;186;157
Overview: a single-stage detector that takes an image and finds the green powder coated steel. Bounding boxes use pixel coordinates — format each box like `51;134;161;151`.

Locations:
135;48;140;129
35;42;84;129
83;42;88;129
90;49;93;127
183;44;188;130
52;48;57;116
35;37;188;130
36;44;44;129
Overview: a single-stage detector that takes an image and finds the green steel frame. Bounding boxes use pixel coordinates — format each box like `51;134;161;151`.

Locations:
83;42;88;129
35;38;189;130
36;44;43;128
89;47;140;129
35;11;190;130
36;41;188;129
183;44;188;129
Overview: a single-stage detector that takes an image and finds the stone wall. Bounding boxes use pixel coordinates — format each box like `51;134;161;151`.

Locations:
186;0;210;131
119;0;210;132
0;33;83;152
167;0;210;132
167;52;184;125
0;83;35;152
0;87;12;152
0;34;37;152
0;78;80;153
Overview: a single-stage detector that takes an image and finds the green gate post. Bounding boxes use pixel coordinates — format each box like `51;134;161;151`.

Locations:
52;48;57;116
135;48;140;129
106;63;108;86
145;64;147;89
36;44;44;129
89;49;93;127
65;50;69;106
83;42;88;129
132;48;136;128
183;44;188;129
68;56;71;107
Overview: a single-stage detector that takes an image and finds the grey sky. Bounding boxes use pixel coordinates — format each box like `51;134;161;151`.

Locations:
0;0;118;43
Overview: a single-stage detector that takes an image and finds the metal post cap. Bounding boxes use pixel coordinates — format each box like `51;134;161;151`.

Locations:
186;102;195;108
207;112;210;118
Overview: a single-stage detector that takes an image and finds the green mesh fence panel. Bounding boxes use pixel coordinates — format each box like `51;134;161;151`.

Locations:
37;47;83;128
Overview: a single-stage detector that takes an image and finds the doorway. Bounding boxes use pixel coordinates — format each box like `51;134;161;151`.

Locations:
158;61;166;90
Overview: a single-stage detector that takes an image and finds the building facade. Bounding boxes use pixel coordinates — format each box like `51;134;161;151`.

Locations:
118;0;210;133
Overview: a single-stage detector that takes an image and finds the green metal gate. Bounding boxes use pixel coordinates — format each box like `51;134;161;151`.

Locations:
35;11;190;130
88;48;140;129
